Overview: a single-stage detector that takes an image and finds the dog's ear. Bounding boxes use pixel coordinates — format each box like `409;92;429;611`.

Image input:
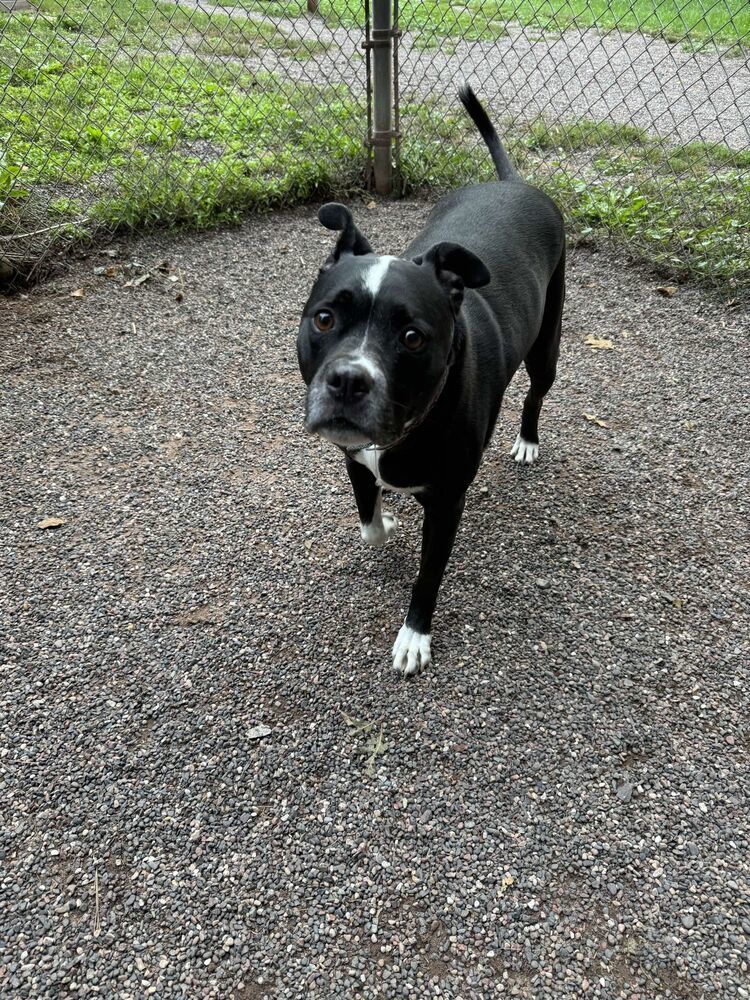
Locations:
318;203;373;267
416;241;491;288
415;241;490;315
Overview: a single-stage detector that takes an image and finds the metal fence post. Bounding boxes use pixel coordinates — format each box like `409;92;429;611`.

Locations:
371;0;393;195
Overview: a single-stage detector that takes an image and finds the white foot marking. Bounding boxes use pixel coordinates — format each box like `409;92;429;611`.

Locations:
360;490;397;547
391;624;431;677
511;434;539;465
360;511;397;547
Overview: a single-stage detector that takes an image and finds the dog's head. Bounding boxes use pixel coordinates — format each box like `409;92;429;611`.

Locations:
297;203;490;449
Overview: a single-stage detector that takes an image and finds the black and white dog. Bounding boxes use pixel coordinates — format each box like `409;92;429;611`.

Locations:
297;85;565;676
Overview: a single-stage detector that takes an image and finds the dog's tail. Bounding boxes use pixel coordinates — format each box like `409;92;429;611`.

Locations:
458;83;519;183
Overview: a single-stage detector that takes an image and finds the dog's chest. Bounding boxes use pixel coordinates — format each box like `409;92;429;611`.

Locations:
352;447;424;495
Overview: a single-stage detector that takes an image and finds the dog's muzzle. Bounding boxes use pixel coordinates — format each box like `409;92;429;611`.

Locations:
305;358;387;447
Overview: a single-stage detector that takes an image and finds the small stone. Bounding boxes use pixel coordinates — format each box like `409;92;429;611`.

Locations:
616;781;634;803
681;914;695;930
536;578;551;590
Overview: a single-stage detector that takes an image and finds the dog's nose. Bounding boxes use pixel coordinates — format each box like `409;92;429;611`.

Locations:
325;363;374;404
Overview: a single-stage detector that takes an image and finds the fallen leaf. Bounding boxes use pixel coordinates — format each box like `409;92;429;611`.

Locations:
304;539;312;550
656;285;677;297
247;724;272;740
366;200;377;209
340;710;377;736
37;516;65;529
70;288;85;298
175;291;184;303
583;412;610;428
584;335;614;350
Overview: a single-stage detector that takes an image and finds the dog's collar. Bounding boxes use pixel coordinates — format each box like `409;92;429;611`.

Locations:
345;363;451;456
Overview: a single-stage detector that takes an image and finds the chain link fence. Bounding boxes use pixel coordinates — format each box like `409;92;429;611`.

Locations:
1;0;748;290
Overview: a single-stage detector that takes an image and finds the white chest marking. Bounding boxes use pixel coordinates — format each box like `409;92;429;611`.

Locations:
352;447;424;495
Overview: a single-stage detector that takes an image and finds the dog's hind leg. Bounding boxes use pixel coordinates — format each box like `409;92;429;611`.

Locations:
511;250;566;465
346;453;397;546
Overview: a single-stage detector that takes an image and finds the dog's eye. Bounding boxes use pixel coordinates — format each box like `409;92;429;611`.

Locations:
401;329;426;351
313;310;335;333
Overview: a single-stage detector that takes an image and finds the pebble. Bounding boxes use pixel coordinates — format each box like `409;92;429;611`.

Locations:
616;781;634;803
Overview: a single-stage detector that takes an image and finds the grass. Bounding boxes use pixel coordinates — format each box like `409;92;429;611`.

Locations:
227;0;749;47
0;0;346;265
2;0;326;60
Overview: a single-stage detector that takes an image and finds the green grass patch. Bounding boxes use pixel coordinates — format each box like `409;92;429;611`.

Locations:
0;0;325;96
229;0;749;47
1;47;365;222
0;0;347;269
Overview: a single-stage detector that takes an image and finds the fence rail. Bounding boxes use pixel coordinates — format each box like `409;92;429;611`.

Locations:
1;1;748;290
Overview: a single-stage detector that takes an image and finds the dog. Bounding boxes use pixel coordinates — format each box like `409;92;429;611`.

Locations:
296;84;565;676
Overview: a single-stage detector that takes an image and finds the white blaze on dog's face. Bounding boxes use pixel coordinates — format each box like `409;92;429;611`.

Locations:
297;203;490;449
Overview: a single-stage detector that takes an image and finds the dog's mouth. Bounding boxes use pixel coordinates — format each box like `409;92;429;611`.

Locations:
306;414;374;449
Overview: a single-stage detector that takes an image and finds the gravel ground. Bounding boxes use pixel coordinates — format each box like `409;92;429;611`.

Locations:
1;199;749;999
182;2;750;149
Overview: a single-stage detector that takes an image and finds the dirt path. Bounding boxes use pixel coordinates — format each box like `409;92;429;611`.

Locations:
1;199;748;998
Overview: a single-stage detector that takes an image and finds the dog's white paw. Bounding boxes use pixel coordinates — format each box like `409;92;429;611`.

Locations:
391;624;431;677
360;511;397;547
511;434;539;465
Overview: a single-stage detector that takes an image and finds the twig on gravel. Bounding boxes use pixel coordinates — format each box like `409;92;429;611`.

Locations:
364;725;387;776
93;868;101;938
0;218;87;243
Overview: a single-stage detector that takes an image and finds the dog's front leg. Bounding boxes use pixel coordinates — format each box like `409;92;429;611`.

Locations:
392;495;466;676
345;453;397;547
